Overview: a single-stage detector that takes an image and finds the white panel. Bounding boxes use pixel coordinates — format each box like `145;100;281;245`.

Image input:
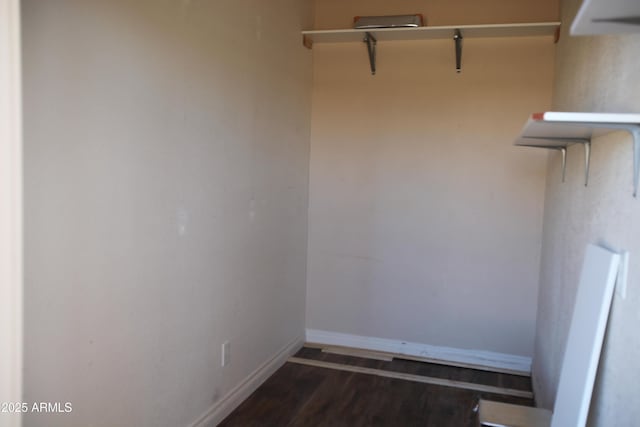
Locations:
571;0;640;36
0;1;23;426
550;244;620;427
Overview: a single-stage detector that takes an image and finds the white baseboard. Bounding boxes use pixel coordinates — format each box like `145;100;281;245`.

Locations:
306;329;531;375
189;335;304;427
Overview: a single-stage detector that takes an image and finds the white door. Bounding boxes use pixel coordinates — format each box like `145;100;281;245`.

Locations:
0;0;23;426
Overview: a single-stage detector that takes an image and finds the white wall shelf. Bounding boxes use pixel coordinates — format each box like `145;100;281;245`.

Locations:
572;0;640;35
302;22;560;74
515;112;640;196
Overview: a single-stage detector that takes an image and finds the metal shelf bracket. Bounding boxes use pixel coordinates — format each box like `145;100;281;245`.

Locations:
586;124;640;197
582;140;591;187
630;127;640;197
590;124;640;197
560;146;568;182
554;138;592;186
363;32;377;75
454;29;463;73
520;137;592;185
519;143;568;183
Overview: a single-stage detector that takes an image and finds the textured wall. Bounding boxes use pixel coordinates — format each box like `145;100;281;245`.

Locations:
306;0;556;358
532;1;640;425
22;1;312;426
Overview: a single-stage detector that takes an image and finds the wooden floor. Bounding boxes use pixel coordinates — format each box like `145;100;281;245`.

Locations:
219;346;534;427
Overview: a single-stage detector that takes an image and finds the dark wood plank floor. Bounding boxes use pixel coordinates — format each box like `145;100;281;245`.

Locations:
219;346;535;427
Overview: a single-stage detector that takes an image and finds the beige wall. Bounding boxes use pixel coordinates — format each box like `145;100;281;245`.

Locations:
306;0;556;358
22;1;312;426
314;0;559;29
532;0;640;425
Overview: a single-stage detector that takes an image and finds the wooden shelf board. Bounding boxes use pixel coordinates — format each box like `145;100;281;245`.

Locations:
302;22;560;45
515;112;640;147
514;111;640;196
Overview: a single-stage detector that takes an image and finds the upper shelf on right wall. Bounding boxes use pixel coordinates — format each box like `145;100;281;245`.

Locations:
515;112;640;197
571;0;640;35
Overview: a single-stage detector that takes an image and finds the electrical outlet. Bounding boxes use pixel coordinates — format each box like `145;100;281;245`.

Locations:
222;341;230;367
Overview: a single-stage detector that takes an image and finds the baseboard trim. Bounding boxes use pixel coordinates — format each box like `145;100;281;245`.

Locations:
306;329;531;376
189;335;304;427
